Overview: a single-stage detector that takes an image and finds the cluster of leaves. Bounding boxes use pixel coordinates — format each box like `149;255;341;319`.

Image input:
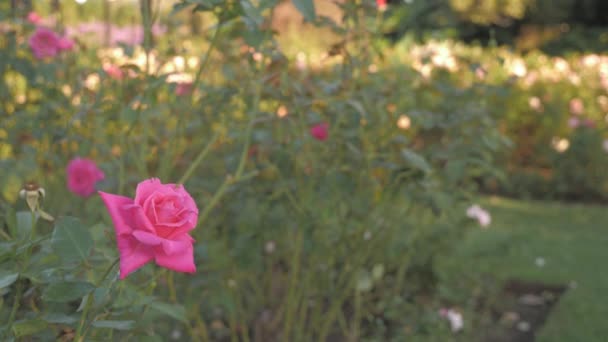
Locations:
0;1;507;340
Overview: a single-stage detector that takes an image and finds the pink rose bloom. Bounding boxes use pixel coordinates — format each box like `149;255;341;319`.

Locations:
29;27;62;59
27;12;42;25
99;178;199;279
175;82;193;96
66;157;105;197
310;122;329;141
376;0;387;10
103;64;124;80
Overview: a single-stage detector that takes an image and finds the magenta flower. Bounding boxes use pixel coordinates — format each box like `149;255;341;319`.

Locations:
310;122;329;141
99;179;199;279
66;157;105;197
29;27;73;59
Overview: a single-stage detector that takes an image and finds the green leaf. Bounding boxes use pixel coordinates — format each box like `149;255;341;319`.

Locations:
51;217;93;264
92;320;135;331
0;272;18;289
43;313;78;324
12;319;48;338
149;301;187;323
291;0;316;21
43;281;94;302
401;149;432;173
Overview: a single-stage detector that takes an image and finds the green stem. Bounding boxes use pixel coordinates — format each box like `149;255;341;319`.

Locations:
73;257;120;341
74;293;94;342
178;133;219;185
282;229;303;340
197;121;255;226
167;271;177;303
6;211;37;338
191;19;223;102
351;289;361;342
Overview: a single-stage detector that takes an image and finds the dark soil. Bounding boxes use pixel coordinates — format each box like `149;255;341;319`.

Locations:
479;280;567;342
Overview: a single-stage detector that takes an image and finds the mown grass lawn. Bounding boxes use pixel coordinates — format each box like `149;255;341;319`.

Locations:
449;197;608;342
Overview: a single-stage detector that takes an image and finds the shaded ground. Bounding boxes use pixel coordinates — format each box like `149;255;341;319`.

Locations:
449;197;608;342
480;280;566;342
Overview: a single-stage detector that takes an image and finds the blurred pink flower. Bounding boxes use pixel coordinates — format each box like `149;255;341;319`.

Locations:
66;157;105;197
99;178;199;279
569;98;584;115
29;27;73;59
175;82;193;96
27;12;42;25
310;122;329;141
103;64;124;80
58;37;75;51
29;27;61;59
583;118;595;128
568;117;580;128
376;0;387;11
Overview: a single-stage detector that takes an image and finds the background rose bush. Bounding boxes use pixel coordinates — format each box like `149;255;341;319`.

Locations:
0;0;604;340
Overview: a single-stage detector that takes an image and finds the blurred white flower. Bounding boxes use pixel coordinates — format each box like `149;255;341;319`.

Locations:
528;96;542;111
535;257;545;267
581;54;600;68
296;51;307;71
602;139;608;153
551;137;570;153
439;308;464;332
397;115;411;130
265;241;276;254
466;204;491;228
508;58;527;78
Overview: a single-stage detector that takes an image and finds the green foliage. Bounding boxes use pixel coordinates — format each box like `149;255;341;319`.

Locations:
1;1;508;341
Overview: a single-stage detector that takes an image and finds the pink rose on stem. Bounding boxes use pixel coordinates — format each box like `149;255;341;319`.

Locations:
310;122;329;141
66;157;105;197
99;178;199;279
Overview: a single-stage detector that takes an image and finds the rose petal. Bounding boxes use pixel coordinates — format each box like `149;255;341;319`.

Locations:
155;242;196;273
160;235;194;255
123;204;157;233
134;178;163;205
99;192;135;236
132;230;163;246
116;235;154;279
